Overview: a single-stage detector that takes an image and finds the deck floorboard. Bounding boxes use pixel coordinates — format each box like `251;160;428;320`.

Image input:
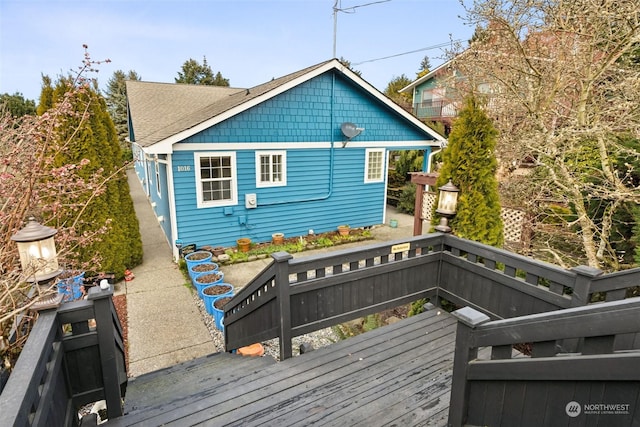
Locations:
108;308;458;427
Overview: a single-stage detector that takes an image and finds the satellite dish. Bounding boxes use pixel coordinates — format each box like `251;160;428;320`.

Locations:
341;122;364;140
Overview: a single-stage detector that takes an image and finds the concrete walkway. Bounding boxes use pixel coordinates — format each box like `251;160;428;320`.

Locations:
122;169;215;377
121;166;419;377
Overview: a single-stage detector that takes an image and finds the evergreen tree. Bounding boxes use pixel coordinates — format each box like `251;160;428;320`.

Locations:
105;69;140;157
175;57;229;86
0;92;36;117
434;95;503;246
417;55;431;78
38;76;143;278
338;57;362;77
384;74;412;108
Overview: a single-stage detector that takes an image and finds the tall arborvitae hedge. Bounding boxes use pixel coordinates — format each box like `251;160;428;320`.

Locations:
38;77;143;278
434;95;503;247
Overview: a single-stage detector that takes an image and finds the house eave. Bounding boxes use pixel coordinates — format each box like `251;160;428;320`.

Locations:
398;59;454;93
140;58;445;152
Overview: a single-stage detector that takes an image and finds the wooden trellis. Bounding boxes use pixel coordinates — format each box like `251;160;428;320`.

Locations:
419;190;528;245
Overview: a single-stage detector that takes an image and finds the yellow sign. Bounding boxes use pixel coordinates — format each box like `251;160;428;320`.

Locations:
391;243;411;253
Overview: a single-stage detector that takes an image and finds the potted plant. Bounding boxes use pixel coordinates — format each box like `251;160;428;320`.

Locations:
193;271;225;298
212;296;233;331
272;233;284;245
202;284;233;316
188;262;218;282
184;250;213;270
212;247;225;256
236;238;251;253
337;224;350;236
56;270;85;302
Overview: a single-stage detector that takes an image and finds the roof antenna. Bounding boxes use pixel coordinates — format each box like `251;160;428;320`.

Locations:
333;0;390;58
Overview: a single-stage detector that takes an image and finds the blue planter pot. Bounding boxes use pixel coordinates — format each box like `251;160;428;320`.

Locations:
194;272;225;298
184;251;213;270
188;262;219;282
212;295;234;331
56;271;85;302
201;283;233;316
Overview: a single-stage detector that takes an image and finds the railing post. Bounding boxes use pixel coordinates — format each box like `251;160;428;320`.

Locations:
561;265;603;353
413;182;425;236
448;306;490;427
570;265;603;307
87;285;123;419
272;251;294;360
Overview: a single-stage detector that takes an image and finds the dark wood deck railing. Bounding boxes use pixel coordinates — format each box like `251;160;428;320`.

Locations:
448;297;640;426
224;233;640;361
224;234;444;360
0;286;127;427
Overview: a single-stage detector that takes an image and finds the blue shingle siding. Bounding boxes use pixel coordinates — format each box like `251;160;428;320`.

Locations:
168;71;432;248
183;73;426;144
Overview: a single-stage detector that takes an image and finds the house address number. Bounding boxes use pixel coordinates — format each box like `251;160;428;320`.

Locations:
177;166;191;172
391;243;411;253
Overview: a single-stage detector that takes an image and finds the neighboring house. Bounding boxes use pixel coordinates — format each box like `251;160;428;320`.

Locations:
399;60;459;133
127;59;446;257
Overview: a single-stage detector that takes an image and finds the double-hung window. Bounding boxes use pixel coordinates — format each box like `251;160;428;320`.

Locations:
154;160;161;196
256;151;286;187
195;152;237;208
364;148;385;183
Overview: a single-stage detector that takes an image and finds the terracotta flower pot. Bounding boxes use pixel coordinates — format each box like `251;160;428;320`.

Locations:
237;238;251;253
337;225;350;236
272;233;284;245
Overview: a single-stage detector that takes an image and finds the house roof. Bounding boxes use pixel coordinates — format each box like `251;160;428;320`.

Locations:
127;58;446;152
398;59;454;93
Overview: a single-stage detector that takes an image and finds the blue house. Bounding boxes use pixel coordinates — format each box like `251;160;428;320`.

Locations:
126;59;446;258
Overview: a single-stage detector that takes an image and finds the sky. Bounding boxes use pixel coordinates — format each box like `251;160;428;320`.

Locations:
0;0;473;102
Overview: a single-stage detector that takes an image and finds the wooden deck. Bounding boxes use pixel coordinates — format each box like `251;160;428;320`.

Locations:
108;308;458;426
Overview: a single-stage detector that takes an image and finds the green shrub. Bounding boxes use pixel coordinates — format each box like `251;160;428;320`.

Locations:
397;183;416;214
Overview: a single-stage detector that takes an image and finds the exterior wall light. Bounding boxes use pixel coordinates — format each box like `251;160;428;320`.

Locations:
11;217;62;282
435;180;460;233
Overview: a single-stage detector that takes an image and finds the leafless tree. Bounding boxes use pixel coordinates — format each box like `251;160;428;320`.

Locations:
450;0;640;268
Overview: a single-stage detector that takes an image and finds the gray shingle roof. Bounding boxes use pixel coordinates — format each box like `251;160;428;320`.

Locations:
127;60;333;147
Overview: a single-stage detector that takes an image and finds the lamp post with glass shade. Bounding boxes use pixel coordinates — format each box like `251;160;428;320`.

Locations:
434;180;460;233
11;217;62;283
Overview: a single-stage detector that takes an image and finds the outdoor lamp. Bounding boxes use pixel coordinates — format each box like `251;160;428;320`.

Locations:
11;217;62;282
435;180;460;233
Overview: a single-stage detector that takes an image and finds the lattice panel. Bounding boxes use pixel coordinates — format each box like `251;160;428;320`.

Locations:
420;191;526;244
501;207;526;243
421;192;437;223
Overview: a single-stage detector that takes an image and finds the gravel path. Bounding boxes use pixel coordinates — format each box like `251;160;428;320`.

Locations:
191;290;339;361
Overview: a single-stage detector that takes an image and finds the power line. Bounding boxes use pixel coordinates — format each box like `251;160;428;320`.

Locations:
352;40;461;66
333;0;392;57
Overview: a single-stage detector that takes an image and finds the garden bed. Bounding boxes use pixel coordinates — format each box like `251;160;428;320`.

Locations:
206;228;374;265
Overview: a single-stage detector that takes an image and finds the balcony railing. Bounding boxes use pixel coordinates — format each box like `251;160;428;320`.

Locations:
412;100;457;121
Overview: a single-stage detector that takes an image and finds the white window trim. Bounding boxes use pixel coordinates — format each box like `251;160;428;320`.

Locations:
155;159;162;197
195;152;238;208
364;148;385;183
255;150;287;188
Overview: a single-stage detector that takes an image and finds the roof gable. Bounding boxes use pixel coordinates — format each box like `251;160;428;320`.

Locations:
398;59;454;93
128;59;446;152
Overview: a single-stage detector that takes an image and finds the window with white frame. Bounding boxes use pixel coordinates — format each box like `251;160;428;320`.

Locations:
365;148;385;183
256;151;286;187
154;160;161;196
195;152;237;207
